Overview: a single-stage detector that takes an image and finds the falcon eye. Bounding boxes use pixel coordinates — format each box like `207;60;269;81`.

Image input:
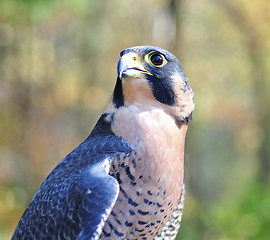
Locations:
149;53;165;67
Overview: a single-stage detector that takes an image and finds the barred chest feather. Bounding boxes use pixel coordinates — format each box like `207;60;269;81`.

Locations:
100;105;187;239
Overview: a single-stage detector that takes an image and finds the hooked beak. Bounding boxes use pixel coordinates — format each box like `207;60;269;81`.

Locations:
117;52;151;79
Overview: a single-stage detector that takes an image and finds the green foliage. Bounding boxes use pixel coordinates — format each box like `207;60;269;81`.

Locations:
177;183;270;240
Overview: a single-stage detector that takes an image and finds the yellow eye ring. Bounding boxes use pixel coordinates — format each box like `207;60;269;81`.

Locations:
147;52;167;67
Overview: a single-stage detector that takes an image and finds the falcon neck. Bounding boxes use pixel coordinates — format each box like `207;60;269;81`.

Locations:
109;103;188;196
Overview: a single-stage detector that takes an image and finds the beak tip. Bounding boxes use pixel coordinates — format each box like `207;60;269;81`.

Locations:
117;58;125;80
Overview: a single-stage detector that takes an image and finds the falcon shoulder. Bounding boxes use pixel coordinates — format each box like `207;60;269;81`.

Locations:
12;114;132;240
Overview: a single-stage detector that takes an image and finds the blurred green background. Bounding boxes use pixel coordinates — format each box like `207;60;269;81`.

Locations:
0;0;270;239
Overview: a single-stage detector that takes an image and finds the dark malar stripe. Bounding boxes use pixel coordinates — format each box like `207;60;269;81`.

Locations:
146;75;176;106
113;77;124;108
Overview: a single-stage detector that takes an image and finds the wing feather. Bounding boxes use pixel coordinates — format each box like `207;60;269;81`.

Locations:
12;114;132;240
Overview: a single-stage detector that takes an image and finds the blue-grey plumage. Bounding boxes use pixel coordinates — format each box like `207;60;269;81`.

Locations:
12;46;194;240
12;115;133;239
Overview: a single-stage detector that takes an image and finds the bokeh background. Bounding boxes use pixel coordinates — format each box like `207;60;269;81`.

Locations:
1;0;270;239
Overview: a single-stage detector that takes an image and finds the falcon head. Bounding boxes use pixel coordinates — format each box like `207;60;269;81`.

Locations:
109;46;194;123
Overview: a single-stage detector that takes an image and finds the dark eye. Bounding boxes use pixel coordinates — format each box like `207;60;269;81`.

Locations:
149;53;164;66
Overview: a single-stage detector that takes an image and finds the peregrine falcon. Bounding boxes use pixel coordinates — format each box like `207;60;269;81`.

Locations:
12;46;194;240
